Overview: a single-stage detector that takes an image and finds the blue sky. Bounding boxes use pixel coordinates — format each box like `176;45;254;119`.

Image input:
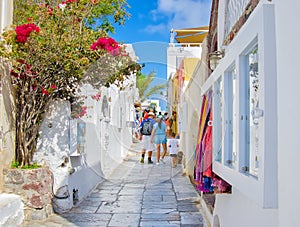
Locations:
111;0;212;110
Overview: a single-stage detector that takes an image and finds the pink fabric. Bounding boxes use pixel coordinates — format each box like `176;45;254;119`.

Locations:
203;110;212;177
194;91;213;190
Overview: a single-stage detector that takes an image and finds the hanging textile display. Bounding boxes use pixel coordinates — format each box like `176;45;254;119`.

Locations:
203;109;213;178
194;95;206;184
194;90;213;192
194;90;232;194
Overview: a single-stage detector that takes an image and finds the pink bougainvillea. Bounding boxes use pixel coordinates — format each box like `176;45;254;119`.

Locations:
10;60;37;78
59;0;77;8
41;87;49;95
91;93;101;101
15;23;40;43
90;37;121;56
64;0;78;3
71;102;88;118
79;106;87;117
41;84;56;95
10;70;19;78
50;84;57;90
46;6;53;15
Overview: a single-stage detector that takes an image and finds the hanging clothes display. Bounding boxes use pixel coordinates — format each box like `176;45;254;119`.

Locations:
194;95;206;184
194;90;232;194
203;109;213;178
194;90;213;193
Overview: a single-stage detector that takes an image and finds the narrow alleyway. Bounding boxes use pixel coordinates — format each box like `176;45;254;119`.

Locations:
21;142;208;227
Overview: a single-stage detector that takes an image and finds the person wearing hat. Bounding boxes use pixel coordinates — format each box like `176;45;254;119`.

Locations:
139;112;155;164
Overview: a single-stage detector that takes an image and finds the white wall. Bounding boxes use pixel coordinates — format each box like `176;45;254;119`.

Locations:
0;0;14;192
35;99;103;209
35;100;81;212
35;80;135;211
167;45;202;80
182;62;202;176
0;60;15;192
80;85;133;179
214;188;277;227
167;75;174;115
274;1;300;226
180;37;210;177
0;0;13;34
98;86;134;177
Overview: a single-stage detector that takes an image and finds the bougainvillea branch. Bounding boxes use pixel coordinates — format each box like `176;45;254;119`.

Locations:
0;0;141;167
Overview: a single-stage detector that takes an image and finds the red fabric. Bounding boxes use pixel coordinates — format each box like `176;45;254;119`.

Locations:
166;118;170;127
144;112;148;120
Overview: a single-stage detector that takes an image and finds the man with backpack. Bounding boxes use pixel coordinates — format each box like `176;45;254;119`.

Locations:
139;111;156;164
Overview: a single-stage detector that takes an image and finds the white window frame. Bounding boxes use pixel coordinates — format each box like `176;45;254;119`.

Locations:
212;77;222;162
224;65;238;169
241;43;261;177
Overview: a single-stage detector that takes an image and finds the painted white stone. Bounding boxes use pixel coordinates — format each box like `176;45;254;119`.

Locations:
0;193;24;226
34;99;73;213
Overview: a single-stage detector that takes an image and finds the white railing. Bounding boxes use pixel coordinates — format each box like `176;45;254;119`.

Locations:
169;43;202;47
224;0;251;38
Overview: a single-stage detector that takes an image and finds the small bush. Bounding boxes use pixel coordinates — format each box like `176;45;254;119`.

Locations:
11;161;42;169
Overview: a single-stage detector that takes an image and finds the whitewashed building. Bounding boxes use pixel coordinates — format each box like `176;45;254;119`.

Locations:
35;44;139;212
199;0;300;226
167;30;205;116
166;28;209;176
178;40;210;177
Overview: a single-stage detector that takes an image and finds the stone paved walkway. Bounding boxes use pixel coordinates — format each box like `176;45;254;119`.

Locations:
21;143;208;227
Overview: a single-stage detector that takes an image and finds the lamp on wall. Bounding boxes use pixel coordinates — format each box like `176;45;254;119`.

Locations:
209;50;225;71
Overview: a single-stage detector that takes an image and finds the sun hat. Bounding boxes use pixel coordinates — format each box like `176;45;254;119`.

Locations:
148;112;155;117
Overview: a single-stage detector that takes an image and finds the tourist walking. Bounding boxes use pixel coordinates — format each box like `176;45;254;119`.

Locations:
168;132;179;167
151;115;167;165
139;112;155;164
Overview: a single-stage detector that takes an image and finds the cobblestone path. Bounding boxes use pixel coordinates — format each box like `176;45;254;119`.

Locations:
21;144;208;227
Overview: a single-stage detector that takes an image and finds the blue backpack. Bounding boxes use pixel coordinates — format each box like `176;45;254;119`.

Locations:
141;119;153;135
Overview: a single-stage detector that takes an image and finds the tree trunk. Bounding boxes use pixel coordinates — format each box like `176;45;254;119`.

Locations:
15;87;47;167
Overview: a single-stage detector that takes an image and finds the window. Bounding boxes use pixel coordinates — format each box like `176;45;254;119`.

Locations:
213;77;222;162
208;4;277;207
246;45;261;176
224;66;237;169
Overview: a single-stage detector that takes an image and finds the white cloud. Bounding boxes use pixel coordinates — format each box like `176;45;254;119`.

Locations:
151;0;211;31
144;23;167;34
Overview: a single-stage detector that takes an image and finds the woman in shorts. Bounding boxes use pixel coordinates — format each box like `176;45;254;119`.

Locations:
151;115;167;165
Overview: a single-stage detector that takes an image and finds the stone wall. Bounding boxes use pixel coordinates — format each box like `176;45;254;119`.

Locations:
3;167;53;221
